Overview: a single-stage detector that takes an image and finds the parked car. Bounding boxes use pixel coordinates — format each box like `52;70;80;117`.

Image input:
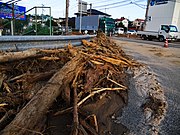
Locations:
127;30;137;35
115;27;124;34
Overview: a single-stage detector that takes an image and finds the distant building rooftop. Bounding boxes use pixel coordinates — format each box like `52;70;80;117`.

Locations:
87;9;111;17
75;9;111;17
135;18;145;22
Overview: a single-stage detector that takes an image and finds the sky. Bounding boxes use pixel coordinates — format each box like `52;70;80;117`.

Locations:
1;0;147;21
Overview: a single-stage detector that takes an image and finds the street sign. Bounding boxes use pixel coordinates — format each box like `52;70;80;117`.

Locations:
150;0;168;6
0;2;26;20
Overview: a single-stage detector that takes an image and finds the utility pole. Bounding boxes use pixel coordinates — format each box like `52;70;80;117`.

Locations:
35;7;37;35
144;0;150;30
65;0;69;35
41;4;45;23
79;0;82;33
0;19;3;36
90;3;92;15
49;7;52;35
11;3;15;35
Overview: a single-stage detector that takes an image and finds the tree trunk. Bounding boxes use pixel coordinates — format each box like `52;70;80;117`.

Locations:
1;54;84;135
0;49;40;63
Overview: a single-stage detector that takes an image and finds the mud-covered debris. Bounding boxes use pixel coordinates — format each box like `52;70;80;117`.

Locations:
0;32;139;135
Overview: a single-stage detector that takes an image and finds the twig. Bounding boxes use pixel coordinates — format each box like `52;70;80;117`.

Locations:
92;115;98;133
0;73;5;88
77;87;126;107
107;73;127;89
90;60;104;65
71;66;83;135
85;114;98;133
0;103;8;107
40;49;64;54
0;110;15;130
12;125;44;135
79;118;98;135
3;82;12;93
39;56;60;61
81;52;129;66
79;125;88;135
9;73;28;82
9;70;56;83
54;107;73;116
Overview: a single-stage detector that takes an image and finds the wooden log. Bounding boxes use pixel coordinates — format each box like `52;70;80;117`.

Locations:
0;54;84;135
0;49;40;63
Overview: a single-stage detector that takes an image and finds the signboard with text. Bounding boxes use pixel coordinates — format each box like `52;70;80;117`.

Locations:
150;0;168;6
0;2;26;20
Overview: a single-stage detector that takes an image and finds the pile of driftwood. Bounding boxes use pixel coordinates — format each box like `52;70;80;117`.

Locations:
0;33;138;135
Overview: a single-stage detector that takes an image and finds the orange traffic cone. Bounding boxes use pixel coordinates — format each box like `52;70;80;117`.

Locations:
164;38;168;48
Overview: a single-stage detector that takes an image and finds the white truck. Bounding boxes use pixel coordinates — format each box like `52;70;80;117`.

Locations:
137;0;180;41
137;24;179;42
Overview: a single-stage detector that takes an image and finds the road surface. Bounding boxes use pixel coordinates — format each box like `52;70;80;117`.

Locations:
113;36;180;48
113;37;180;135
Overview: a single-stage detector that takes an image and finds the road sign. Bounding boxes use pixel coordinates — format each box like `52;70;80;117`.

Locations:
0;2;26;20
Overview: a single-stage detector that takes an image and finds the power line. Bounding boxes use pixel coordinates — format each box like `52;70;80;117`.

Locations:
94;0;130;8
98;2;131;10
97;0;147;10
132;2;146;9
92;0;119;4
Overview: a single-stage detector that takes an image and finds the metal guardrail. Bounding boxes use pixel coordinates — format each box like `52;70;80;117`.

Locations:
0;35;96;51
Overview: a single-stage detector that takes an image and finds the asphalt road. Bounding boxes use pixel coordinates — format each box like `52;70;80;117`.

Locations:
113;36;180;48
113;37;180;135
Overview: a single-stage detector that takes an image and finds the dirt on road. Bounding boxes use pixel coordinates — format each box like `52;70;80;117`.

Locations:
114;39;180;135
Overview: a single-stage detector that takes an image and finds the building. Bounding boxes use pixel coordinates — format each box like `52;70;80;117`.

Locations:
145;0;180;31
75;8;111;18
133;18;145;30
115;17;129;28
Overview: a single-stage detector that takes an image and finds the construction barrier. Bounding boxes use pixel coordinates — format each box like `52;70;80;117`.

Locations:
164;38;168;48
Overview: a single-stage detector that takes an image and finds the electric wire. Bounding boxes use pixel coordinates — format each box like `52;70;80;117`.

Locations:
98;2;132;10
91;0;120;4
94;0;131;8
132;2;146;9
97;0;147;10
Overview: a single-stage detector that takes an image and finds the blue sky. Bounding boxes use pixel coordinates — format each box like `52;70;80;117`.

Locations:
1;0;147;21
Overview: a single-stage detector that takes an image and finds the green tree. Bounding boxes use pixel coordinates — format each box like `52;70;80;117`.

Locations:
45;19;58;27
37;24;50;35
23;25;35;35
